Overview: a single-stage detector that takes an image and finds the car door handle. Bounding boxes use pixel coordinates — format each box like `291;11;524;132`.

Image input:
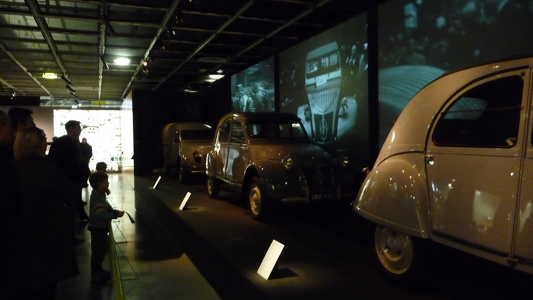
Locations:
425;154;434;163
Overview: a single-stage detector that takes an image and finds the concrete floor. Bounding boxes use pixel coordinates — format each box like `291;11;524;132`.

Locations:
56;168;221;300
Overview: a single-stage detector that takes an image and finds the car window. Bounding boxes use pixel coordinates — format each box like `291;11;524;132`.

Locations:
248;121;307;139
231;121;245;144
432;75;523;148
218;120;231;143
181;129;214;140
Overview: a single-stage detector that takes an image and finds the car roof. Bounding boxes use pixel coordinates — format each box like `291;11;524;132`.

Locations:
376;56;533;165
165;122;212;130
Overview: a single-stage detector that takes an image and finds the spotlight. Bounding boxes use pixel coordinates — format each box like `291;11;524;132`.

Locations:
175;9;183;24
166;25;176;36
10;89;16;99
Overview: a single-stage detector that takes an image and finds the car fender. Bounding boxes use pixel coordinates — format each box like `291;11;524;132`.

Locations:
354;153;431;238
246;159;288;183
244;160;306;197
205;151;217;176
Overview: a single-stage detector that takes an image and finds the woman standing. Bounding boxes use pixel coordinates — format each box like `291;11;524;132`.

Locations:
13;127;79;300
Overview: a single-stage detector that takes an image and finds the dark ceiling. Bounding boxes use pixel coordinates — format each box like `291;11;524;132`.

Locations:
0;0;380;107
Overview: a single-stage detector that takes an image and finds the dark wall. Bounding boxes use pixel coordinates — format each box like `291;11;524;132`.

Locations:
132;77;231;175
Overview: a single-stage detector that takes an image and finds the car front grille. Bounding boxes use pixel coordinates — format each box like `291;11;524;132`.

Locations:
300;166;334;191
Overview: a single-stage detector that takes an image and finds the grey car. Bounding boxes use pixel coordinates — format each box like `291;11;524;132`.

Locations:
206;112;344;221
162;122;214;183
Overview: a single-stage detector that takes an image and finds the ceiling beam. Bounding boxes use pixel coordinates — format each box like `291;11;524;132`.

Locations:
120;0;184;100
25;0;70;93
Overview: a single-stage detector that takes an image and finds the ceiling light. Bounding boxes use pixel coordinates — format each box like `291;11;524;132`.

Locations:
209;74;224;80
198;57;226;63
42;73;58;79
114;57;131;65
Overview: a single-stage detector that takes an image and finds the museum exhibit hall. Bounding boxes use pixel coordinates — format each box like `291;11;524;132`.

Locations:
1;0;533;299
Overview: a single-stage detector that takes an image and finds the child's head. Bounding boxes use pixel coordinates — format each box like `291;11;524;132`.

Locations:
89;171;109;191
95;162;107;172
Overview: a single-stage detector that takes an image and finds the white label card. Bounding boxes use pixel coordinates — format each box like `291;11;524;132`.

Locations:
179;192;191;211
257;239;285;280
152;176;162;189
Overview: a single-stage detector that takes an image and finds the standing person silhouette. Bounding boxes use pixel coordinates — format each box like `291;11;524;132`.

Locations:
0;110;22;299
87;171;124;285
13;127;79;299
80;137;93;164
48;120;90;238
8;107;35;133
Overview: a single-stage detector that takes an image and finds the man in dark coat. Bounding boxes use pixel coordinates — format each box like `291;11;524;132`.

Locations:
48;120;90;226
0;110;21;298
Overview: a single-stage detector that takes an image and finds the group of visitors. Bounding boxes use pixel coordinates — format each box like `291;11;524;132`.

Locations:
0;107;124;300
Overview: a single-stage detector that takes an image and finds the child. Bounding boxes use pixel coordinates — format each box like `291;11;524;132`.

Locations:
95;161;107;173
87;171;124;285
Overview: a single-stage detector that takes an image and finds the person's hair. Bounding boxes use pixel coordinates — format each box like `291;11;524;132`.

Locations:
89;171;108;189
65;120;80;131
0;110;9;128
95;162;107;172
13;127;46;161
8;107;33;130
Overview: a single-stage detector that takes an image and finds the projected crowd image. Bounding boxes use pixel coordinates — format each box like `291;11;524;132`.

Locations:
230;57;275;113
279;15;368;172
378;0;533;145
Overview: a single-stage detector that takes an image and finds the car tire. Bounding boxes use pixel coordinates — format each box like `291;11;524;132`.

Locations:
373;224;428;285
207;176;219;198
248;176;269;221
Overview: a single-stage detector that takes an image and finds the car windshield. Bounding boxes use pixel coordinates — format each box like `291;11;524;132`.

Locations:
247;121;308;140
181;129;214;140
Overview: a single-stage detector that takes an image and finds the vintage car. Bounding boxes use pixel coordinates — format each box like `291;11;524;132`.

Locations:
162;122;214;183
206;112;346;221
353;56;533;283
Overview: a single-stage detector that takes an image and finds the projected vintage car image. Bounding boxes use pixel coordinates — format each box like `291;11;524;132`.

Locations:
298;42;357;155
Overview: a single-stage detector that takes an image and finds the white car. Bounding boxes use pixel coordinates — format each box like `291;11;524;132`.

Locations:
353;56;533;283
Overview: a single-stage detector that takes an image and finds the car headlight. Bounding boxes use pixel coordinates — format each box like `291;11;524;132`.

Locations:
338;155;349;168
193;150;202;162
281;157;293;170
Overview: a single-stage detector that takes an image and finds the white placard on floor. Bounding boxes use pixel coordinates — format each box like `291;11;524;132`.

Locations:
179;192;191;211
152;176;161;189
257;239;285;280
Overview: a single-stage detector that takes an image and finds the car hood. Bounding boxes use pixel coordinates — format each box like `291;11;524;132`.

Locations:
250;143;330;165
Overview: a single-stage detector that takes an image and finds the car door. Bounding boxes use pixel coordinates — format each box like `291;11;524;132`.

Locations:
426;70;528;254
515;71;533;261
224;117;247;183
213;117;231;178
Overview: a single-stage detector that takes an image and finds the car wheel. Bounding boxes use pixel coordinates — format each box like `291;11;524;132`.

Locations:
248;176;269;221
207;176;219;198
373;224;427;285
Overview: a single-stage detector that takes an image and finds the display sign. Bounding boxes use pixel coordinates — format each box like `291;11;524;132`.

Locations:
257;239;285;280
179;192;191;211
152;176;161;189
